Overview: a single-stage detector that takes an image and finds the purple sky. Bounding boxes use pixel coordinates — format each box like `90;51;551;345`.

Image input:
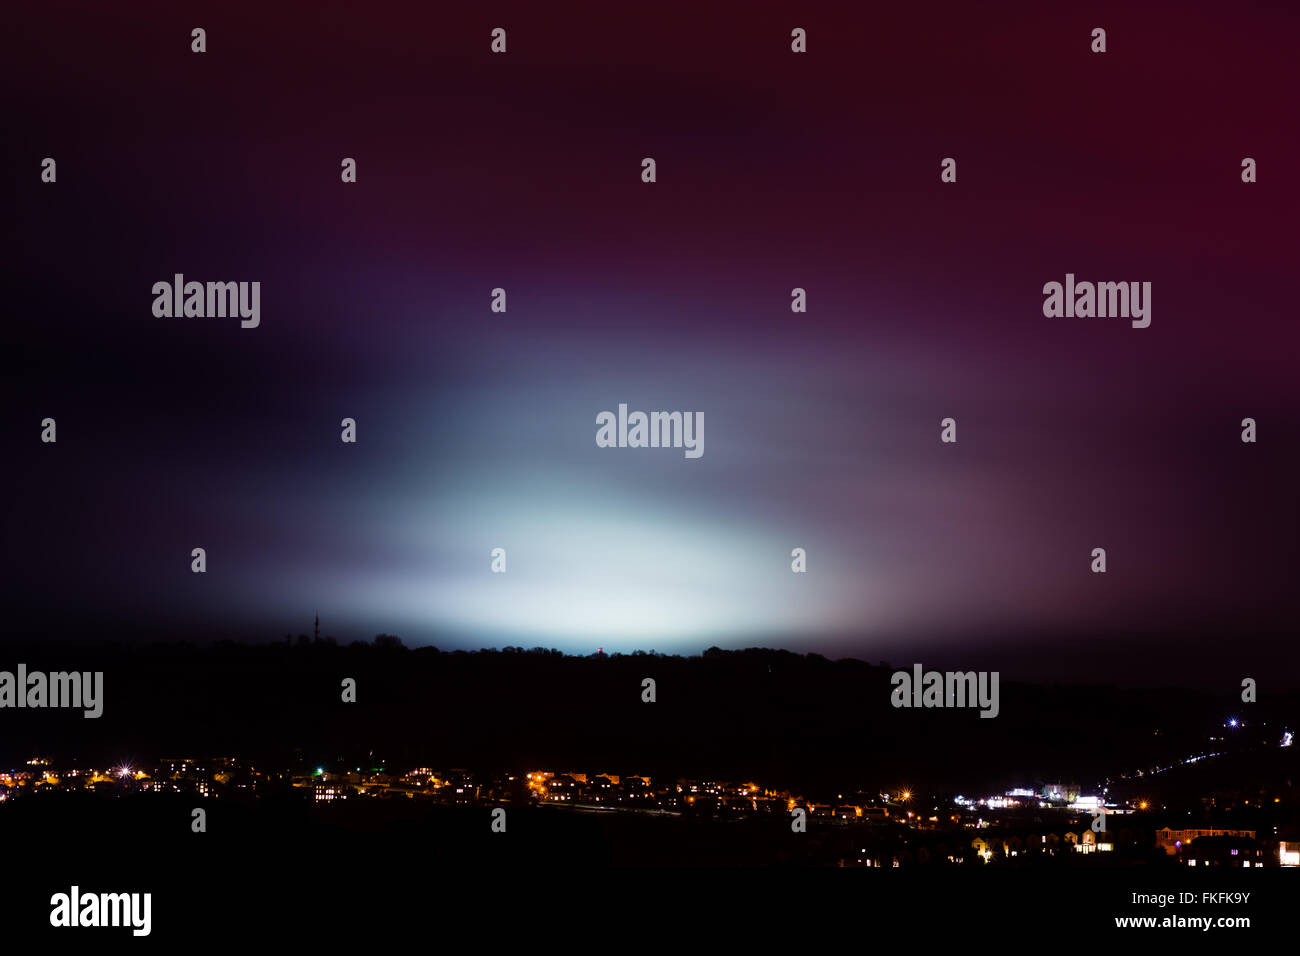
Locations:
5;1;1299;685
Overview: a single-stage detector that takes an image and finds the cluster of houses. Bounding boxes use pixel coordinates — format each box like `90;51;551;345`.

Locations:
835;825;1296;868
6;757;1297;867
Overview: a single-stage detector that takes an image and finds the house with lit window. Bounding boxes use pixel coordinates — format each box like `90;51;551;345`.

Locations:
1156;827;1255;855
1182;835;1263;867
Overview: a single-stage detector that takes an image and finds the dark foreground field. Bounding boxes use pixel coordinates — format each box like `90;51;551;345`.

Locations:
0;792;1284;941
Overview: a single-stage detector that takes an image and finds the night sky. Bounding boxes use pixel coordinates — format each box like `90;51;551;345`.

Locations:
5;1;1298;687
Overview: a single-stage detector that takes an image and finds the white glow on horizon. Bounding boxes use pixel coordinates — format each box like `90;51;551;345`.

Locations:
338;500;854;643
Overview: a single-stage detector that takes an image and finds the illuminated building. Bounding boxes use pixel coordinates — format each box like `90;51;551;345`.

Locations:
1156;827;1255;856
162;757;204;777
830;805;863;823
314;782;344;802
1075;830;1113;854
1182;835;1263;867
